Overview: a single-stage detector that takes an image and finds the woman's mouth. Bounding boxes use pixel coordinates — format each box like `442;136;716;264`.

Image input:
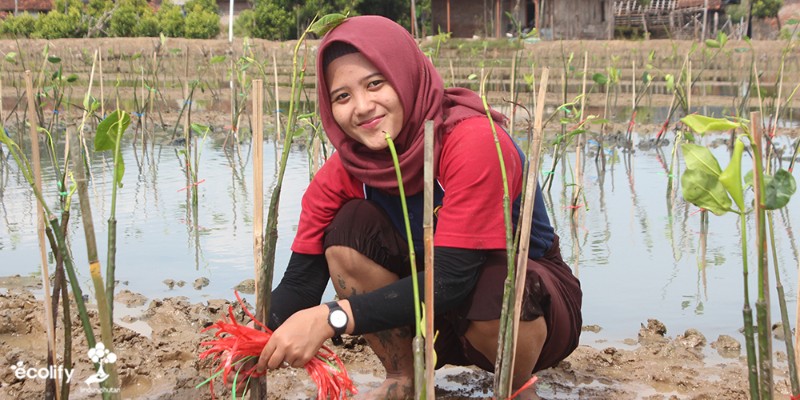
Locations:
358;116;383;130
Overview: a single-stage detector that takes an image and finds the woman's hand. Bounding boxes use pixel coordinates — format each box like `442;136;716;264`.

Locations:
256;305;332;372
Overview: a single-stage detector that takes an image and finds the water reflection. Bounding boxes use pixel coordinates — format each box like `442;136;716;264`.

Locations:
0;129;799;345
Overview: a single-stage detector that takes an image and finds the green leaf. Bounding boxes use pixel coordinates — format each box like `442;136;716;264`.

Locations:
94;110;131;152
704;39;720;48
467;73;478;80
210;55;227;64
4;52;17;64
523;73;534;86
763;169;796;210
682;143;722;177
788;18;800;25
190;123;210;136
665;74;675;92
681;168;732;216
308;13;347;36
66;74;78;83
591;73;607;85
47;56;61;64
681;114;740;134
718;31;728;48
719;138;745;211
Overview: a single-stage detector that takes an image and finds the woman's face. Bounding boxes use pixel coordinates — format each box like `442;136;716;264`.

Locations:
325;52;404;151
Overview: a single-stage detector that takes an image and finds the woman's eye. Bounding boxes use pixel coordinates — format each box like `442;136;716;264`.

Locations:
333;92;349;102
367;79;384;89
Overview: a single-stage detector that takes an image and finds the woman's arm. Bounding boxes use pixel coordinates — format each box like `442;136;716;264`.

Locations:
267;252;330;330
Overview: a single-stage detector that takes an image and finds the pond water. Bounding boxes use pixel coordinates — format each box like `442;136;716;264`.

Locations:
1;124;799;350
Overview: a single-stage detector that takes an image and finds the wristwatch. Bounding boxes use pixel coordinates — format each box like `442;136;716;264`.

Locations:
325;301;348;338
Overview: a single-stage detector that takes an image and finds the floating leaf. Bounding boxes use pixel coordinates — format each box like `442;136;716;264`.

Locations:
467;73;478;80
681;168;732;216
591;73;607;85
681;114;740;134
705;39;720;48
719;138;745;211
210;55;227;64
66;74;78;83
763;169;796;210
309;13;347;36
47;56;61;64
682;143;723;177
4;52;17;63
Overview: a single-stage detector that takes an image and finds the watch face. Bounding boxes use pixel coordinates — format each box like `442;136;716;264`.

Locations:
330;309;347;328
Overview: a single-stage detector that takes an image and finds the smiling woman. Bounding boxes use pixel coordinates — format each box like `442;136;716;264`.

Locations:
323;45;404;151
227;15;582;400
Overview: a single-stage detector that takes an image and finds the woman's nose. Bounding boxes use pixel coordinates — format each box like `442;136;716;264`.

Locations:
352;93;374;115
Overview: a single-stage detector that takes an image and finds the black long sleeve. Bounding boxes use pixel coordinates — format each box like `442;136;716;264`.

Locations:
346;246;486;335
267;252;330;330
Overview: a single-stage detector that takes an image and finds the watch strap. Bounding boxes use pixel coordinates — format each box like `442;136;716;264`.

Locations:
325;301;348;337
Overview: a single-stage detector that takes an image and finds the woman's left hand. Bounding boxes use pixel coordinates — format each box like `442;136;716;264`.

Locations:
256;305;331;371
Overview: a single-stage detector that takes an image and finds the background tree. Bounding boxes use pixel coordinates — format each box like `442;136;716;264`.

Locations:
157;0;185;37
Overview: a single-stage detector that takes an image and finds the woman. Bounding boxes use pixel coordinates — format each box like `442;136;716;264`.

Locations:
242;15;582;399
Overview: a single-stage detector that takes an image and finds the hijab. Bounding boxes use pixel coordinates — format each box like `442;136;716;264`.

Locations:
316;15;506;195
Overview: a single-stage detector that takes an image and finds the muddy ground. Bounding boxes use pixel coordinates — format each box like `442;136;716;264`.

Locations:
0;275;793;399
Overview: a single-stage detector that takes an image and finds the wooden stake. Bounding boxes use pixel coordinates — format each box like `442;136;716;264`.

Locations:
252;79;264;301
423;120;435;400
25;70;60;400
250;79;267;400
507;67;548;396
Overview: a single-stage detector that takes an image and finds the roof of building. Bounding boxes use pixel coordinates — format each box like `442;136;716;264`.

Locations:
0;0;53;12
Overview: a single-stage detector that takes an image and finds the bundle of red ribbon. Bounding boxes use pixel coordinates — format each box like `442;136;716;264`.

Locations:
197;292;357;399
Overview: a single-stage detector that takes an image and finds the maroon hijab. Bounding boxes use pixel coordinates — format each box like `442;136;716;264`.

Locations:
317;15;505;195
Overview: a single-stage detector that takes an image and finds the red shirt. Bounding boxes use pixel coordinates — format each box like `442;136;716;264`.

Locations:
292;116;523;254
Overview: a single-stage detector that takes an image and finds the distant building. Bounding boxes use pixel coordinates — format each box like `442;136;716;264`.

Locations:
431;0;614;40
614;0;739;37
0;0;53;16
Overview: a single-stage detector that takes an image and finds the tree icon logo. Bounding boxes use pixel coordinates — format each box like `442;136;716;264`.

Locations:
84;343;117;387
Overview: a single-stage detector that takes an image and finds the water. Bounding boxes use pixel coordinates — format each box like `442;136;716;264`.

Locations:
1;128;799;349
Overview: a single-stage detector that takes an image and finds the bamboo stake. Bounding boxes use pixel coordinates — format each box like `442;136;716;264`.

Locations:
252;79;264;301
26;70;60;400
507;68;548;397
423;120;435;400
71;134;120;400
272;51;281;142
573;52;588;213
250;79;266;400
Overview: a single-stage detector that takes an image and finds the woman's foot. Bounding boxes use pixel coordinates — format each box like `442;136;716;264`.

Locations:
355;376;414;400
